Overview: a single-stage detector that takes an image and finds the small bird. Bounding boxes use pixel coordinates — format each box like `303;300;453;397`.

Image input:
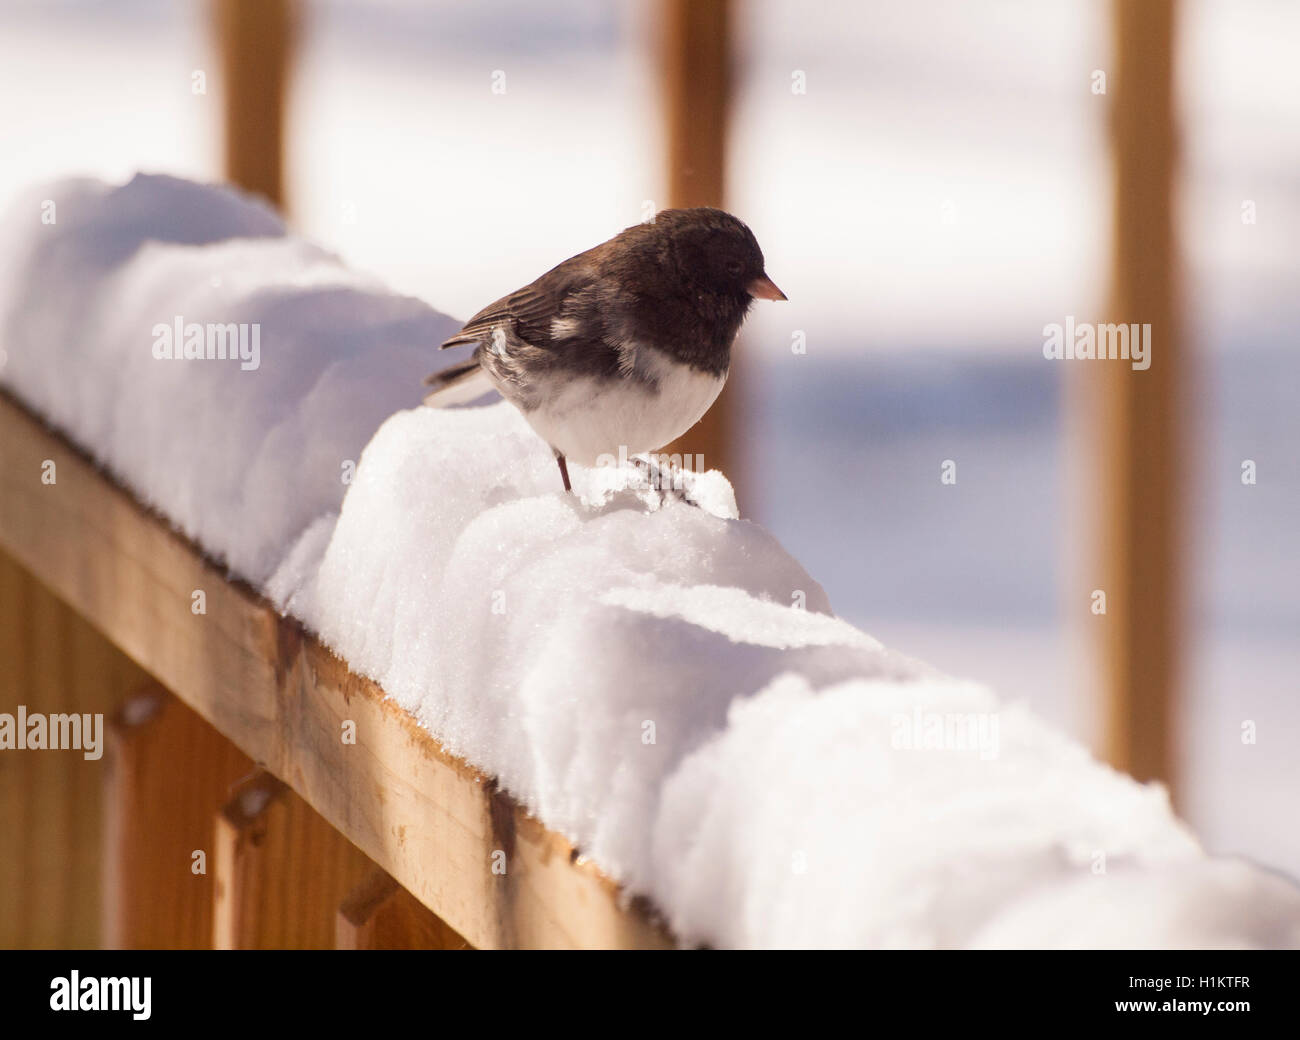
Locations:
423;207;786;493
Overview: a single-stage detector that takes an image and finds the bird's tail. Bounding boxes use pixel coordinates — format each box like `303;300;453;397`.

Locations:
422;359;492;407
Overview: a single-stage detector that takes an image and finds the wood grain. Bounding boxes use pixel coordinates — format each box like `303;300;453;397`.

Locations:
214;771;373;949
101;683;255;948
0;550;150;948
337;869;471;950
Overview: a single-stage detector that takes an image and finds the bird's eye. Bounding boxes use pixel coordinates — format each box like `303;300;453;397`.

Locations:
726;259;744;276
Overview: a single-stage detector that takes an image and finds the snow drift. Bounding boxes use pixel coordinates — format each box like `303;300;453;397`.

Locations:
2;173;1297;949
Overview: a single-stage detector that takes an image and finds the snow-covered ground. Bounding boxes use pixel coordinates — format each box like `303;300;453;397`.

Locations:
2;173;1297;948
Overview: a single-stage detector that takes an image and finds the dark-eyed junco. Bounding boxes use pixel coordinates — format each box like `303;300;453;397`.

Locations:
423;207;786;492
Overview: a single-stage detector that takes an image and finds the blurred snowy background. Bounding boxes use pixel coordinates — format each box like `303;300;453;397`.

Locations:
0;0;1295;879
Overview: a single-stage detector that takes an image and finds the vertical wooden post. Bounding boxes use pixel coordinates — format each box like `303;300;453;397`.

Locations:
213;770;374;949
661;0;731;211
659;0;738;494
1097;0;1182;790
337;869;471;950
0;550;150;948
101;684;254;949
215;0;294;209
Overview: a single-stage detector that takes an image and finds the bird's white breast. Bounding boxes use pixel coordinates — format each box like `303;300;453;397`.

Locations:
519;345;726;467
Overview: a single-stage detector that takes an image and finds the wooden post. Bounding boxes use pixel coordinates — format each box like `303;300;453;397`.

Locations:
0;550;150;948
1096;0;1182;790
337;869;471;950
101;684;254;949
213;770;375;949
659;0;738;495
215;0;294;209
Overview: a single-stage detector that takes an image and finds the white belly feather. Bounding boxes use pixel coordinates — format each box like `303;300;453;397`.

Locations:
516;346;726;466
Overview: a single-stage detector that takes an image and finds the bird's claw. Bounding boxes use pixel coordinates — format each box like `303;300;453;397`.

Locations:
633;455;700;509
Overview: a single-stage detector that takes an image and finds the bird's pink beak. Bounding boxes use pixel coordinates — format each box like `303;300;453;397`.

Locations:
748;274;788;301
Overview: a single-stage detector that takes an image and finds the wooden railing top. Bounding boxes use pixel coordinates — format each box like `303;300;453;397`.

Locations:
0;388;672;949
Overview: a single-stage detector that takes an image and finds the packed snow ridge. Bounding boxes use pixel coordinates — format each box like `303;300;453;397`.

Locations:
2;174;1297;949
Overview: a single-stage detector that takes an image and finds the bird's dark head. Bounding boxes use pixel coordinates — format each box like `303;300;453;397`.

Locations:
660;208;787;303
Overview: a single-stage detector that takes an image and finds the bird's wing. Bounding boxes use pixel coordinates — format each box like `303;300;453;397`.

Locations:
439;253;596;351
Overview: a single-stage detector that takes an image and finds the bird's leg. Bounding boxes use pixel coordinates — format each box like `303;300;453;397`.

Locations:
555;452;572;493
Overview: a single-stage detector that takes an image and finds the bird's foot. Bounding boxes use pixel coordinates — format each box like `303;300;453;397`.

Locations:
633;455;700;509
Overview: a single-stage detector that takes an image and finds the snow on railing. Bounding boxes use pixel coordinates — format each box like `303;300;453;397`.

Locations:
1;174;1298;948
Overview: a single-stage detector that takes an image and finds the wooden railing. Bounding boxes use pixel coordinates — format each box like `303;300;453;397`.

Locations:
0;389;671;949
